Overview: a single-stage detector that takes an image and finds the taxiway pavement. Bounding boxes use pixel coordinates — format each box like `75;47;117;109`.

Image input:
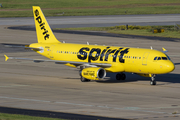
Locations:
1;14;180;27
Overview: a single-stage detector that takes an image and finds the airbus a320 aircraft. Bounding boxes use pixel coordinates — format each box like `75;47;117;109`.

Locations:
4;6;175;85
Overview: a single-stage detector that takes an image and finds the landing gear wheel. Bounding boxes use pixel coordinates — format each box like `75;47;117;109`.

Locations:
121;73;126;80
80;76;90;82
116;73;121;80
150;80;156;85
79;66;90;82
150;75;156;85
116;73;126;80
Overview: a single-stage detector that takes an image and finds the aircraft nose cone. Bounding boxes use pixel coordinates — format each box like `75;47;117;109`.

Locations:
166;62;175;73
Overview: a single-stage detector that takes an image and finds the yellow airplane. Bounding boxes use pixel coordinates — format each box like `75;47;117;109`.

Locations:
4;6;175;85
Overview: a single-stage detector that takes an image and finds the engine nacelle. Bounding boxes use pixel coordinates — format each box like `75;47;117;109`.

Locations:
81;67;106;80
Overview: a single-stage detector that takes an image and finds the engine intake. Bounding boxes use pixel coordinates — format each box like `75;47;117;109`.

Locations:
81;67;106;80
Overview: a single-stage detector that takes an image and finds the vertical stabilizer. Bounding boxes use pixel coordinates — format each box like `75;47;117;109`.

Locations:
33;6;60;43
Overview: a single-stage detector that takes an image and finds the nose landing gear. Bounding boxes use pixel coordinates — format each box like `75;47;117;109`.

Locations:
150;75;156;85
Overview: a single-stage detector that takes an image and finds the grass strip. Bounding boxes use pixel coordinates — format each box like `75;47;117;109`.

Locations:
0;112;66;120
0;0;180;17
54;25;180;39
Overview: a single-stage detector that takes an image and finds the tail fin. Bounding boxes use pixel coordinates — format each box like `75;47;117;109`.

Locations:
33;6;60;43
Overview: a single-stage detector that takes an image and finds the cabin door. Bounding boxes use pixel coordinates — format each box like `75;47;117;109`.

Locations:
142;52;149;65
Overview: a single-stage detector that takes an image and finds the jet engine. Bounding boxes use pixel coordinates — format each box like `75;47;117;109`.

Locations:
81;67;106;80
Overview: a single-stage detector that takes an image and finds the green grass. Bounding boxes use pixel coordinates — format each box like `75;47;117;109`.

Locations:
54;25;180;39
0;113;66;120
0;0;180;17
109;29;180;38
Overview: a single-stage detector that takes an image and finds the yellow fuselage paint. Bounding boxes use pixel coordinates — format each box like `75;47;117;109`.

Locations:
30;43;175;75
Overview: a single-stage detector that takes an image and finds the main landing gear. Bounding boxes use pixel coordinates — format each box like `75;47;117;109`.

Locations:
116;73;126;80
150;75;156;85
80;76;90;82
79;66;90;82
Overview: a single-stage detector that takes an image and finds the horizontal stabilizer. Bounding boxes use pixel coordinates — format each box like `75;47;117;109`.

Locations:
3;43;42;51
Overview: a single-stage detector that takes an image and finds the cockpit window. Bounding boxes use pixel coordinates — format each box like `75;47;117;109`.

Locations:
154;56;169;61
166;54;171;60
162;57;168;60
157;57;161;60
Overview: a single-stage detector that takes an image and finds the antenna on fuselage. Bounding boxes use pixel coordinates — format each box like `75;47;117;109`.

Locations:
150;46;153;50
63;41;65;43
87;42;89;45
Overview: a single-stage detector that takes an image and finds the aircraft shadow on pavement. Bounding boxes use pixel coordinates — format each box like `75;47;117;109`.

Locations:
175;63;180;65
96;72;180;85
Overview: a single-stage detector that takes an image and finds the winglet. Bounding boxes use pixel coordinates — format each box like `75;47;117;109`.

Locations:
162;47;166;51
162;47;168;53
4;54;9;61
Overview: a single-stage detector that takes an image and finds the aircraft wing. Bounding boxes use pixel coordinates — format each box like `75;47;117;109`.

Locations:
4;55;111;68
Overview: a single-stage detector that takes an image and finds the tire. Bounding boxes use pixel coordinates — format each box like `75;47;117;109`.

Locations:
116;73;122;80
116;73;126;80
121;73;126;80
80;76;90;82
150;81;156;85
